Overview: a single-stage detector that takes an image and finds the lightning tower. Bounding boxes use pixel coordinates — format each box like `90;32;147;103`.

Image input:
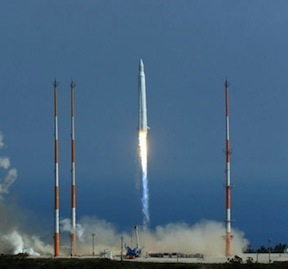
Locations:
53;79;60;256
70;81;77;255
225;79;232;256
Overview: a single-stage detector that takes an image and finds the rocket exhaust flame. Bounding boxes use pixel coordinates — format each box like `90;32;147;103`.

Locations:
138;59;150;228
139;131;148;170
138;130;149;227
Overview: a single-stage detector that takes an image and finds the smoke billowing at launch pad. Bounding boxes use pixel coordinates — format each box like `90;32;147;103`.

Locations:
0;205;248;258
0;62;251;262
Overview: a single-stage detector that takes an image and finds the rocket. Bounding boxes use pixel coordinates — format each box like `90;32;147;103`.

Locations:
138;59;148;131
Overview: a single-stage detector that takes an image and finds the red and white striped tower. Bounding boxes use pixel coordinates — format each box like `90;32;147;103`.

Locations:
225;79;232;257
70;81;77;256
53;79;60;256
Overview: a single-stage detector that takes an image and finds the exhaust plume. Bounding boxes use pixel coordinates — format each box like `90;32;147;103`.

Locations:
138;59;150;228
139;130;149;228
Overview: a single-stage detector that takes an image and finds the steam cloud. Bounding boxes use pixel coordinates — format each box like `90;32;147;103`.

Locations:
0;203;53;255
0;168;17;196
0;211;248;256
1;230;52;255
0;157;10;169
60;217;248;257
0;132;52;256
142;221;248;256
0;133;5;150
0;133;18;199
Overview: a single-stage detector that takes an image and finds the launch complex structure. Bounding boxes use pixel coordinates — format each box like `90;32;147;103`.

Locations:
52;68;233;258
53;80;77;257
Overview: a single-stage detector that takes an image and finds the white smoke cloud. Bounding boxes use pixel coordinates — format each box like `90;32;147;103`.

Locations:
60;218;86;241
0;157;10;169
59;216;127;255
60;217;248;257
2;230;24;254
141;220;248;257
1;231;52;256
0;210;248;257
0;132;42;256
23;235;53;255
0;168;18;196
0;133;18;199
0;203;53;256
0;133;5;150
60;218;72;233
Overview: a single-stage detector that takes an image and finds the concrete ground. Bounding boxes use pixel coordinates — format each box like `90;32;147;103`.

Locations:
113;253;288;264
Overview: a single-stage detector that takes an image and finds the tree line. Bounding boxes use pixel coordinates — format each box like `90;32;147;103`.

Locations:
245;243;287;253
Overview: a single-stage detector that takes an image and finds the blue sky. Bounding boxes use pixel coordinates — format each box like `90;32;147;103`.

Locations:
0;1;288;249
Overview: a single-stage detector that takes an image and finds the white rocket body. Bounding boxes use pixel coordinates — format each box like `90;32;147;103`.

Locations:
139;59;148;131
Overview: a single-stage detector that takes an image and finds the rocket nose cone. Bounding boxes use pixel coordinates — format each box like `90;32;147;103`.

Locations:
139;59;144;72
